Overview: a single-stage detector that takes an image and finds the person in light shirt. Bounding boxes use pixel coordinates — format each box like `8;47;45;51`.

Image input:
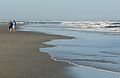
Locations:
12;20;16;32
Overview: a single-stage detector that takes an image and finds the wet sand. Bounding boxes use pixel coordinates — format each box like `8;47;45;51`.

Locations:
0;24;72;78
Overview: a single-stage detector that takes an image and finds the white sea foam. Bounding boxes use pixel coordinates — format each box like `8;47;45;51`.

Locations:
61;21;120;33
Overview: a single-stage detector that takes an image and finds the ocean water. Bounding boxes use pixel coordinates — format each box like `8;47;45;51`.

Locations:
19;24;120;78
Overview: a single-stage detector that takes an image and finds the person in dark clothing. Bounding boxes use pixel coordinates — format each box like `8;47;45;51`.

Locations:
8;20;13;32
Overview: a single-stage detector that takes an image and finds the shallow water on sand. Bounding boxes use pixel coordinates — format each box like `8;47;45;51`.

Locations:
19;24;120;78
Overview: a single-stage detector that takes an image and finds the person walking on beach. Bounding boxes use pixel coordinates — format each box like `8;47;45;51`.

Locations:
12;20;16;32
8;20;13;32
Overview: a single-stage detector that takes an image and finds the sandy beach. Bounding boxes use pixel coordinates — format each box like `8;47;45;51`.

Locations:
0;24;72;78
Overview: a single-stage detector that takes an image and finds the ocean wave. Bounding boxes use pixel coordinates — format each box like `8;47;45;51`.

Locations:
40;48;120;75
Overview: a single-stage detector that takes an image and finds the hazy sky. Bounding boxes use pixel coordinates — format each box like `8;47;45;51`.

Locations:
0;0;120;21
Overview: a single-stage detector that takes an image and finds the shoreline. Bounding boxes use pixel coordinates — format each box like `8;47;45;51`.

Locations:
0;24;74;78
41;46;120;75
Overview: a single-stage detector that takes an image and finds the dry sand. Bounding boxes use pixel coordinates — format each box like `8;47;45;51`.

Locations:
0;24;73;78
